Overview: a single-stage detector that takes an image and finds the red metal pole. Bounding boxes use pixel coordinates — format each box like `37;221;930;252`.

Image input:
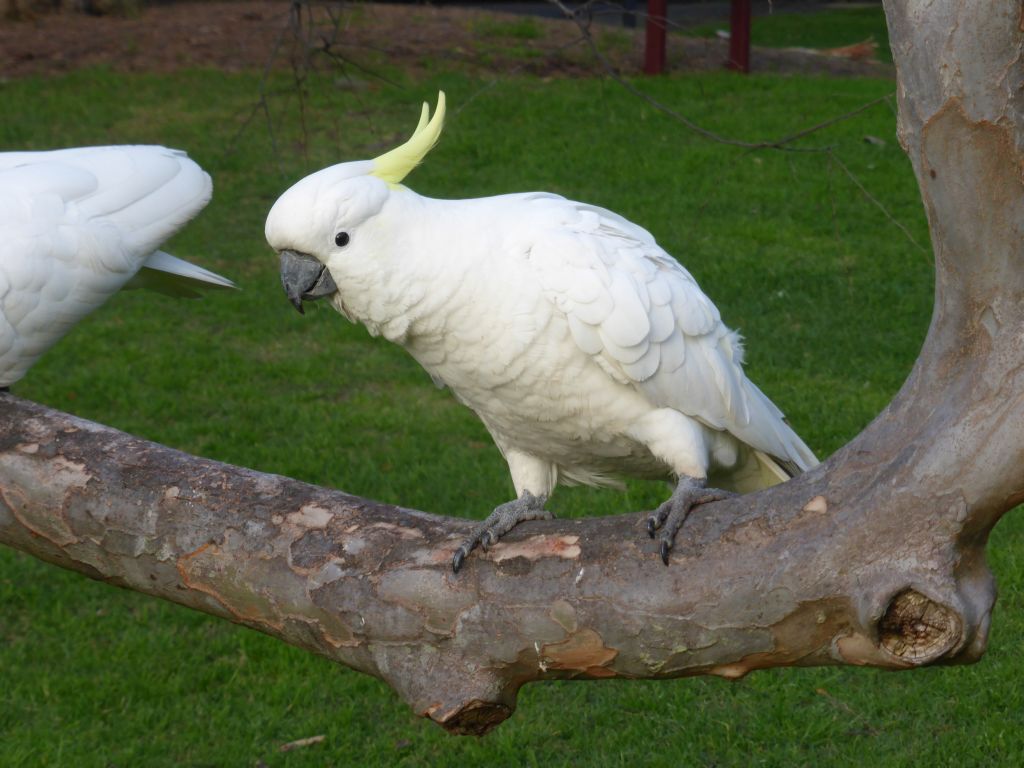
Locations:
644;0;667;75
727;0;751;73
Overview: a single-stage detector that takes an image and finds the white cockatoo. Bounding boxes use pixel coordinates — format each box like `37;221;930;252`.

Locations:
266;93;818;571
0;144;234;387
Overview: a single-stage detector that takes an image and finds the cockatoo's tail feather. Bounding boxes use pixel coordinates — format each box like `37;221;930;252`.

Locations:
142;250;236;290
124;250;237;298
371;91;445;185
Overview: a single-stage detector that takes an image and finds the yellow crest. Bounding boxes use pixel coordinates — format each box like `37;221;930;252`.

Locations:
371;91;446;185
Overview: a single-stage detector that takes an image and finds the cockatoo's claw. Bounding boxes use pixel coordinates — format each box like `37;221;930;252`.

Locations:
451;546;469;574
649;476;736;565
451;491;552;573
660;539;672;566
645;499;673;536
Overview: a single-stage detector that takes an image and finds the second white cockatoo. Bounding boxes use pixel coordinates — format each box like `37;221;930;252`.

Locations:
266;93;818;571
0;144;234;387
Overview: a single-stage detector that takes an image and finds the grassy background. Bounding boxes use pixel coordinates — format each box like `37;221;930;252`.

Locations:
3;6;1023;766
686;4;893;61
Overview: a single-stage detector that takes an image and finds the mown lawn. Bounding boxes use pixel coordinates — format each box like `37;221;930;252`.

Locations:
687;4;893;61
2;25;1022;768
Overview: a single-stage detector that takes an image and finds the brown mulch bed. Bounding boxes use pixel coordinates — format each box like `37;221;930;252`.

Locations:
0;1;893;80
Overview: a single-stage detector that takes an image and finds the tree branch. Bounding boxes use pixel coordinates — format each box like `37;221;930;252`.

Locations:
0;375;1007;735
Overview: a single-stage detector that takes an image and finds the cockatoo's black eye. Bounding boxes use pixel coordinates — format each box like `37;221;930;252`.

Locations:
335;231;350;247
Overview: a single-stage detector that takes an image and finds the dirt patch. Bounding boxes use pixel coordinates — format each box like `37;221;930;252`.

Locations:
0;1;893;80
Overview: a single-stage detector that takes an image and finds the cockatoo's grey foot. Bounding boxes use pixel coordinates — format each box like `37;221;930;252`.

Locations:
646;476;736;565
452;491;552;573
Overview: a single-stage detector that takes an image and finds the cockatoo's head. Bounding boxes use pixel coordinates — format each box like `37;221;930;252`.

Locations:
266;92;446;314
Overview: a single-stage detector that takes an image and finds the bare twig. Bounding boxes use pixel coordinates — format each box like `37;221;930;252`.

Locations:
829;149;929;254
279;735;326;752
230;0;398;166
546;0;893;153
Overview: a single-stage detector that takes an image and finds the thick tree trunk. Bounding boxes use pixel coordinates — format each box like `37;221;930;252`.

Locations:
1;0;1022;737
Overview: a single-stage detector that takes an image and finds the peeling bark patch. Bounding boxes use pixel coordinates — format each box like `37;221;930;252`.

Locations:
491;535;581;563
15;442;39;454
179;539;359;649
549;599;578;634
368;521;425;539
802;495;828;515
287;504;332;529
705;598;854;678
835;632;885;666
495;555;533;576
176;541;285;628
879;589;961;663
540;628;618;676
290;528;337;570
0;454;87;546
175;542;241;618
980;306;999;339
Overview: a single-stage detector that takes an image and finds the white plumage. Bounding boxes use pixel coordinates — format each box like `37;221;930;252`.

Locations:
0;145;232;386
267;93;817;569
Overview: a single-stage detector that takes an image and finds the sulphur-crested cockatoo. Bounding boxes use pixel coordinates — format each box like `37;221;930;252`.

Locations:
0;144;233;387
266;93;817;571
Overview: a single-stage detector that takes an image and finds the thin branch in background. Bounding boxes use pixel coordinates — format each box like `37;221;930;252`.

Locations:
543;1;924;256
308;1;402;88
743;92;894;154
829;150;929;255
227;4;291;169
547;0;894;154
824;150;845;249
231;0;399;169
548;0;771;148
290;1;312;155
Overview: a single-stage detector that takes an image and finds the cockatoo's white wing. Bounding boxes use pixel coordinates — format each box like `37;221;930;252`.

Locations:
522;193;817;472
0;145;223;385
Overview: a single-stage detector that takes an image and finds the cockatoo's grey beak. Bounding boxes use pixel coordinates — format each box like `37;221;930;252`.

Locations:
279;250;337;314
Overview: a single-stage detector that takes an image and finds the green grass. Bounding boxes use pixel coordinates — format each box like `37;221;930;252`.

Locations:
687;4;893;62
2;58;1022;767
471;16;543;40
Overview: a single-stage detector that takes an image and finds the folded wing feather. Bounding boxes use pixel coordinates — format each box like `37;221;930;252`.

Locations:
524;194;817;475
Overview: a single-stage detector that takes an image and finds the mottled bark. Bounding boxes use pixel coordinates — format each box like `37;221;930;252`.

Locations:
1;0;1022;737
